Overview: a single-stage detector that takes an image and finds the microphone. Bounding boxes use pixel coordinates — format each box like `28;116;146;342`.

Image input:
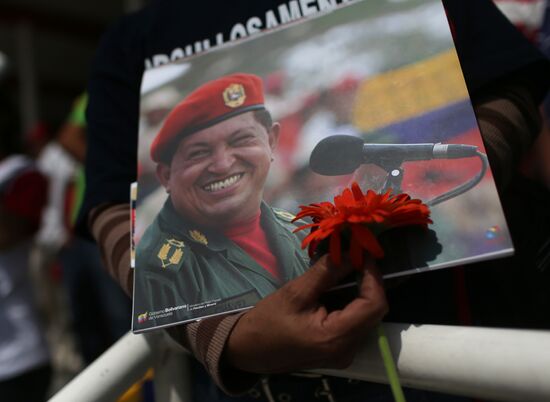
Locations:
309;135;479;175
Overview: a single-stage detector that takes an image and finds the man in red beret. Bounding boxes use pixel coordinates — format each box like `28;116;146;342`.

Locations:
134;73;310;331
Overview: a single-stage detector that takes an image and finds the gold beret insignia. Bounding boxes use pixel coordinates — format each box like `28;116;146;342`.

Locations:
223;84;246;108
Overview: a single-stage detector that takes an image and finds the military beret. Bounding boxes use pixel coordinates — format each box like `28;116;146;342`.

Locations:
150;73;266;163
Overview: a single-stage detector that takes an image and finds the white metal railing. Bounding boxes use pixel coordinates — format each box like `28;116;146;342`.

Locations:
318;323;550;402
49;323;550;402
48;330;191;402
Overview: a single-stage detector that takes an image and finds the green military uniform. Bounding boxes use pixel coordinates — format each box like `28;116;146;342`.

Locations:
133;199;309;331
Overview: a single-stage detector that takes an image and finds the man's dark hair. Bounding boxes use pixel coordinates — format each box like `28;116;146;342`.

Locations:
253;109;273;132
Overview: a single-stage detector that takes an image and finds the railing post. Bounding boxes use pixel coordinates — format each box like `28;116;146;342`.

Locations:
48;331;161;402
153;337;192;402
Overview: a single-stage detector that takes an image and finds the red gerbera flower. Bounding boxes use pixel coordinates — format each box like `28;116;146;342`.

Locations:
293;182;432;270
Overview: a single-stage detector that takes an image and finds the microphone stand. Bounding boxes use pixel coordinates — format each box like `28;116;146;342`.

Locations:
379;163;404;194
375;151;489;205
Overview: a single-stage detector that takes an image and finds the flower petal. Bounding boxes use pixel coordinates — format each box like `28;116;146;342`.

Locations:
350;224;385;259
351;181;364;202
293;182;432;270
293;223;318;233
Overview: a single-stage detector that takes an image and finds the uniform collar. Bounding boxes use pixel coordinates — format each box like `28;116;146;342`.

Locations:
158;199;290;251
158;198;305;285
160;198;302;251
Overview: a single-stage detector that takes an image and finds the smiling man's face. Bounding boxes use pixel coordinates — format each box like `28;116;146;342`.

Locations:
157;111;279;228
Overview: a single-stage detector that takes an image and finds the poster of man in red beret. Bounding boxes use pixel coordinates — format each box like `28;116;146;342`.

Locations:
132;0;513;332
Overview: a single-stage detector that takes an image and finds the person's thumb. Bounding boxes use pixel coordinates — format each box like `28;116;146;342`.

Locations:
281;254;354;307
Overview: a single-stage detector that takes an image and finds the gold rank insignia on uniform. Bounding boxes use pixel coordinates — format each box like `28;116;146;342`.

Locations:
222;83;246;108
157;238;185;269
274;209;296;222
189;229;208;245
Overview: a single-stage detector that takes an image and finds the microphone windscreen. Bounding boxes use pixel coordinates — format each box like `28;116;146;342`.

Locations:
309;135;364;175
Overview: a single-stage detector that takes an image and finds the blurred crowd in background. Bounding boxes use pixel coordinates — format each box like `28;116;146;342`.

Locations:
0;0;549;401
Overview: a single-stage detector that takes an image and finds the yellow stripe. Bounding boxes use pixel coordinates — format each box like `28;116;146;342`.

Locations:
117;382;142;402
116;369;154;402
352;49;468;132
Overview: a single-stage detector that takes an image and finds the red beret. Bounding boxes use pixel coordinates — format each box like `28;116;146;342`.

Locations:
150;73;265;162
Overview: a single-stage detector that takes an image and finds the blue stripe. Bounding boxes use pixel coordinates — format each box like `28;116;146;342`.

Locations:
363;100;478;143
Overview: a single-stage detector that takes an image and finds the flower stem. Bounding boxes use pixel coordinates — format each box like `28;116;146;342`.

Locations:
377;324;406;402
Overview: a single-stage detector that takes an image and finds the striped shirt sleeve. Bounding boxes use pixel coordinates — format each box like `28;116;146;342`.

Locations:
89;203;259;394
473;82;543;190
